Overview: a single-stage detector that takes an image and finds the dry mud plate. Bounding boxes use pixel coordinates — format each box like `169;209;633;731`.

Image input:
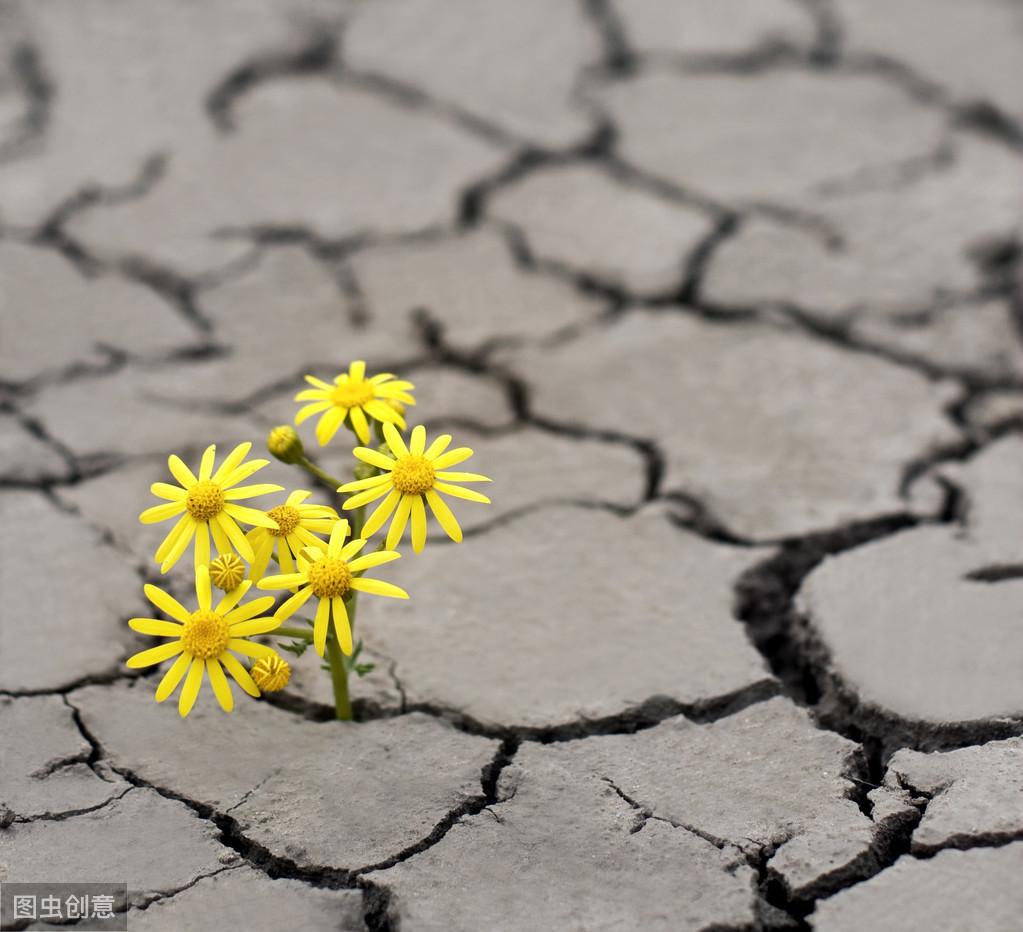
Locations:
2;0;1023;930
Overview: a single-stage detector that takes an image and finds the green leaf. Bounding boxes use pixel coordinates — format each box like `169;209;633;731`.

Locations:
354;663;376;678
279;639;309;657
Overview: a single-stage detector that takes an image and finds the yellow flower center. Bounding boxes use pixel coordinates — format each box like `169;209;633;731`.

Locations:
185;480;225;522
181;610;231;660
251;654;291;692
307;557;352;599
332;379;375;408
266;504;301;537
391;455;435;495
209;553;245;591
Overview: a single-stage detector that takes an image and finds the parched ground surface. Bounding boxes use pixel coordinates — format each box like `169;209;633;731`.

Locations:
2;1;1023;930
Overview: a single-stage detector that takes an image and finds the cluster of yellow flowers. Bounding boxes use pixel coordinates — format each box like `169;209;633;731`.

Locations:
129;361;491;719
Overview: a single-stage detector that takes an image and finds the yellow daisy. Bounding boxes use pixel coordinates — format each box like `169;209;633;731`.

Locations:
257;519;408;657
126;565;280;716
293;360;415;446
139;442;283;574
245;490;339;584
338;424;491;553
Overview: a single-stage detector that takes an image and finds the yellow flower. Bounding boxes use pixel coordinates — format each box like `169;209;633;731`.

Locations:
251;652;291;692
258;519;408;657
246;490;339;583
209;553;245;591
338;424;491;553
139;442;283;574
293;360;415;446
126;565;280;716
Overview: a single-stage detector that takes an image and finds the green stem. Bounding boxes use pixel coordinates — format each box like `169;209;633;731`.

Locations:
297;455;345;491
325;631;353;721
274;626;314;640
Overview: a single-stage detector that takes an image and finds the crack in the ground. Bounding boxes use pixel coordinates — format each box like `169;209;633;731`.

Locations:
59;693;520;932
0;39;53;164
207;31;339;132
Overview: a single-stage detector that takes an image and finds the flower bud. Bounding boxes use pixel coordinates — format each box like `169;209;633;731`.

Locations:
209;553;245;591
267;425;304;465
251;652;291;692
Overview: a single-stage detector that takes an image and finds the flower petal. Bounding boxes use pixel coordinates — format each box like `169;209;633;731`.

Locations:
313;596;330;656
316;407;345;445
210;517;232;557
216;513;256;562
198;444;217;481
351;577;410;599
193;522;211;573
364;400;403;425
426;489;463;543
348;551;402;574
160;520;196;573
352;447;396;471
431;448;474;470
410;494;427;553
248;533;276;584
224;503;279;529
434;471;492;483
222;653;261;697
229;617;281;637
167;454;197;489
328;519;349;556
385;494;413;550
154;514;191;562
211;442;253;484
409;425;426;456
227;638;273;660
215;580;252;615
258;572;308;591
224;483;285;500
221;459;270;490
295;400;332;425
129;618;184;637
424;433;452;460
178;657;206;717
383;422;409;458
350;405;371;445
150;482;187;501
144;584;192;623
206;658;234;712
126;641;184;669
155;652;192;702
275;585;314;620
433;482;491;504
225;596;277;624
139;501;186;525
195;563;213;611
342;483;392;510
332;597;353;655
338;537;367;561
361;488;401;539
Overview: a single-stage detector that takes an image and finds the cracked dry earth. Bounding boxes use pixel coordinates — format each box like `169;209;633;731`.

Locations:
1;0;1023;929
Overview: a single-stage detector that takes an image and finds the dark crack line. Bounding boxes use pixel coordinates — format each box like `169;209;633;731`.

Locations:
733;507;1023;757
0;40;53;164
207;32;339;132
60;692;518;931
12;785;133;826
